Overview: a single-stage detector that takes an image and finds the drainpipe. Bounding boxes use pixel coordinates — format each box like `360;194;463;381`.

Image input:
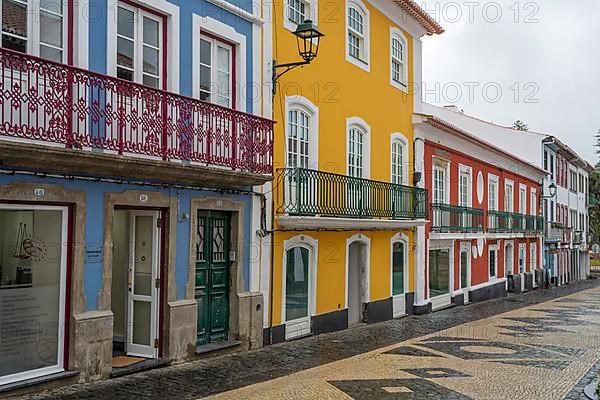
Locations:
268;179;276;345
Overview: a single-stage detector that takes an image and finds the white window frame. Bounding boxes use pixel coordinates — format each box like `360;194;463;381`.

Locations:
107;0;180;93
284;0;318;33
518;243;526;274
459;242;471;291
0;204;68;386
504;179;514;213
530;188;537;216
389;27;408;92
489;243;498;280
197;34;234;107
345;0;370;72
519;184;527;214
488;174;499;210
530;242;537;271
115;2;164;88
390;132;408;185
346;117;371;179
432;157;450;205
192;15;247;112
390;233;409;318
458;164;472;208
282;235;318;340
504;240;515;276
284;95;319;169
0;0;69;63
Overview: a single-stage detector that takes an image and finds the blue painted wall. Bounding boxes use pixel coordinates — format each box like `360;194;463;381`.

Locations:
88;0;255;113
0;173;253;311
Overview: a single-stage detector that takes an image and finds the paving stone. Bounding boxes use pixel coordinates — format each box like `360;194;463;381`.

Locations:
13;280;600;400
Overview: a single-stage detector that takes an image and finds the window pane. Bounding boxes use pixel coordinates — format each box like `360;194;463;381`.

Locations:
200;39;212;66
2;34;26;53
392;242;404;295
40;45;62;62
286;247;309;321
117;7;135;39
117;37;134;69
429;249;449;297
460;251;468;289
200;65;211;96
3;0;27;39
117;67;134;82
0;209;64;378
40;10;62;48
39;0;62;14
217;46;230;71
142;46;159;75
142;74;159;88
143;17;159;47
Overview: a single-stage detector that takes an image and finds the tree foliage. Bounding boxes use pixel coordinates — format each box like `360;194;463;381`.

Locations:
512;120;529;131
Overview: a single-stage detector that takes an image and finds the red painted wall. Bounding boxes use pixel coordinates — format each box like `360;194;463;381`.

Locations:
424;140;542;298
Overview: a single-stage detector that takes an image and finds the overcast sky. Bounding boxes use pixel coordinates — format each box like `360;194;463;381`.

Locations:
420;0;600;165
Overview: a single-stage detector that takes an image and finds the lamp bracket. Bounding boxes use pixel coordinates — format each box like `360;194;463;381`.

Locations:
272;59;310;96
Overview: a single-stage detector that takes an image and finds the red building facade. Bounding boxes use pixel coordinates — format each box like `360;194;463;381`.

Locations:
414;113;546;312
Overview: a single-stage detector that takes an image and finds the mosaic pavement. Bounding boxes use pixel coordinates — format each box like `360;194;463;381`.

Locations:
206;288;600;400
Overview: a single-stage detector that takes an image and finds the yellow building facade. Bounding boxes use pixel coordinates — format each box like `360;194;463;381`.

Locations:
267;0;443;341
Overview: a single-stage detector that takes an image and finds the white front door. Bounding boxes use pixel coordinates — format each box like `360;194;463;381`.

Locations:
126;211;160;358
284;246;312;340
519;244;526;291
459;244;471;303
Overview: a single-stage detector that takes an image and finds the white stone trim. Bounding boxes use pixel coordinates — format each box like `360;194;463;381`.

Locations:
285;95;320;168
192;15;247;113
276;216;427;230
204;0;264;24
281;235;318;339
345;233;371;309
346;116;371;179
389;27;408;92
345;0;370;72
106;0;180;93
74;0;89;69
390;132;409;185
390;233;409;318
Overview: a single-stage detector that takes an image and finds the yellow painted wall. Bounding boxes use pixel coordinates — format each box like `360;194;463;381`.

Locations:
271;230;416;326
271;0;418;326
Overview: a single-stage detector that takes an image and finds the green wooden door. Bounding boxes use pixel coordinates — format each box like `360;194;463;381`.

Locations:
195;211;231;346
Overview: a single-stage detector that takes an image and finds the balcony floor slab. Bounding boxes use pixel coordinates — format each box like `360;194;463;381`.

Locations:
0;140;271;189
276;216;428;231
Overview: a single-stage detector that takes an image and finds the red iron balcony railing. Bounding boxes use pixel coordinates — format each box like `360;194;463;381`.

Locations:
0;47;273;174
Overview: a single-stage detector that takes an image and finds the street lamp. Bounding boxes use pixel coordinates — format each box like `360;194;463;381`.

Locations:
272;20;324;95
546;182;557;199
541;181;557;289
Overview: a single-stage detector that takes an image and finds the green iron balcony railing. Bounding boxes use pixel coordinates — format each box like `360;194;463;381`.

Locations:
488;211;544;234
276;167;428;219
430;203;485;233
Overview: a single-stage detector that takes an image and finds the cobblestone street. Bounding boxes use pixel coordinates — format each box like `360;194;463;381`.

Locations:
15;280;600;400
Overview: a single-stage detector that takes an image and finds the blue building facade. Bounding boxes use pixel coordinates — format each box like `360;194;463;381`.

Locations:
0;0;272;386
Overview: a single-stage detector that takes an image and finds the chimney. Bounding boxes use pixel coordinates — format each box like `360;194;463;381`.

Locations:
443;105;463;113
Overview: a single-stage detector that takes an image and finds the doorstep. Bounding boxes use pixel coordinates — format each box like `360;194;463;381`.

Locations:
0;371;79;395
196;340;241;355
110;358;172;379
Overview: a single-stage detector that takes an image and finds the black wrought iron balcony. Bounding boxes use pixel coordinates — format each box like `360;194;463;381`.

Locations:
488;211;543;234
430;203;485;233
275;168;428;219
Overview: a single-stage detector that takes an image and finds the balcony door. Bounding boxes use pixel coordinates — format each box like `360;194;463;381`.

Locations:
199;34;235;108
458;167;471;229
432;161;448;228
285;107;312;214
347;126;366;215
